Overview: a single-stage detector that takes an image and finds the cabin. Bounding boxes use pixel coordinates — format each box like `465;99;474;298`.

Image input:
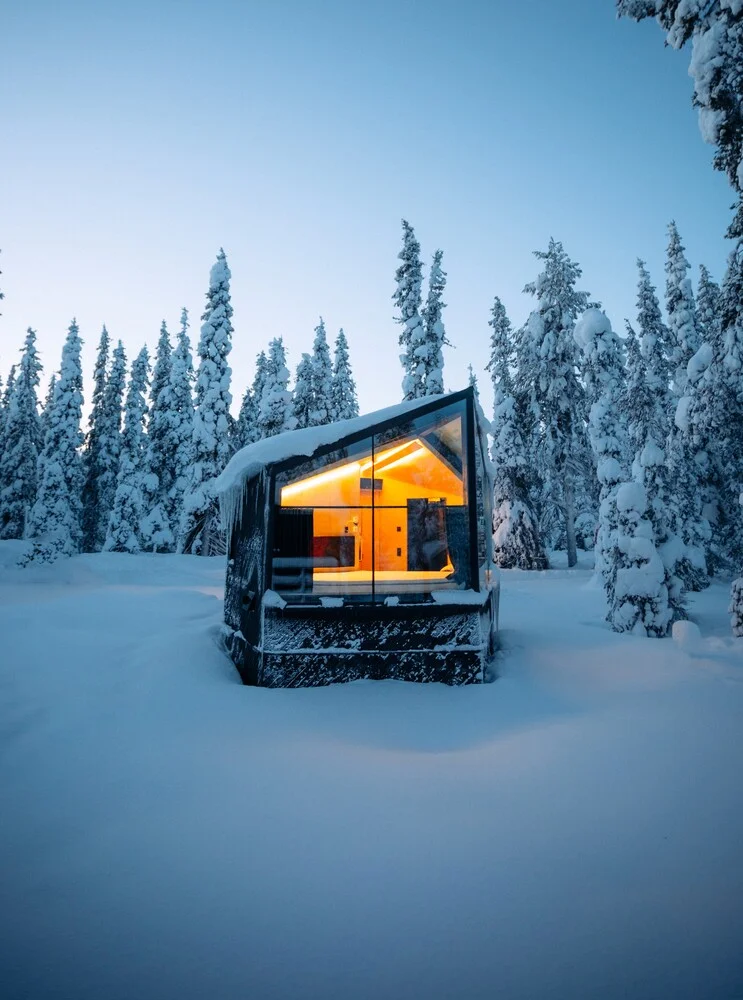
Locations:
215;387;499;687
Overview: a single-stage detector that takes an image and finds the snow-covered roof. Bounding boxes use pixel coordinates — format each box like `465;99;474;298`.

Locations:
215;392;465;496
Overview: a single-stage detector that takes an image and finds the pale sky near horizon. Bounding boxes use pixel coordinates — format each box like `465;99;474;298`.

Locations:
1;0;736;419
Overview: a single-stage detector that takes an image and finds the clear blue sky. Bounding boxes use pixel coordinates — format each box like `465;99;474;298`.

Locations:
1;0;735;417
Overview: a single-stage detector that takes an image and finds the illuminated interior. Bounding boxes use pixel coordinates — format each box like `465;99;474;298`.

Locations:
271;408;471;599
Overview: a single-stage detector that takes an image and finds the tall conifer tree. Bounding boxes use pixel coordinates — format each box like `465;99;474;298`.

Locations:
394;220;425;400
81;325;110;551
0;328;43;539
331;328;358;421
180;250;234;554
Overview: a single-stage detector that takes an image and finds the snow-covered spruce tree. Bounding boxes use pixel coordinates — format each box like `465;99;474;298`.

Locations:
418;250;448;396
0;365;17;443
309;318;334;425
622;320;643;468
519;239;592;568
179;250;234;555
243;351;269;446
331;328;358;421
256;337;294;439
637;259;673;389
663;225;709;590
618;1;743;238
486;296;548;570
629;275;687;623
573;309;627;596
688;263;732;573
94;341;126;551
104;346;150;554
394;219;425;400
608;481;672;637
81;325;110;551
0;327;43;539
666;221;701;396
141;321;176;552
163;310;195;547
292;352;315;430
39;372;57;443
468;363;479;393
21;320;84;565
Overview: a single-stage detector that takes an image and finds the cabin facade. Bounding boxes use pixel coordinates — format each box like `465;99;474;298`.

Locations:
216;387;499;687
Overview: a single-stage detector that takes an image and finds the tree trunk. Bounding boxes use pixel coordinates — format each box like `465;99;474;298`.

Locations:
564;471;577;568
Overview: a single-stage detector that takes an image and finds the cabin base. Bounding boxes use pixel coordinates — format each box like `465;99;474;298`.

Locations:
225;593;498;688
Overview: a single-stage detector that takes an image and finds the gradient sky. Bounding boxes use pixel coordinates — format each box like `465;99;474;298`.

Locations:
1;0;735;418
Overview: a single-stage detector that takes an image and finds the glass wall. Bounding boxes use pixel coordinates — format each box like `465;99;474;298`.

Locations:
271;400;473;603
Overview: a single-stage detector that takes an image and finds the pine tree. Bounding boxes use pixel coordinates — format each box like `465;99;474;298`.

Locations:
0;365;17;443
141;321;176;552
292;352;315;430
519;239;592;568
104;346;150;554
618;1;743;237
419;249;448;396
697;264;722;349
179;250;234;554
573;309;628;595
608;481;673;636
256;337;294;439
95;341;127;551
629;274;686;623
393;220;425;400
163;310;195;544
666;221;701;396
22;320;84;565
40;373;56;442
309;318;334;425
81;325;110;551
636;259;673;390
0;328;43;539
689;265;732;574
486;296;548;570
330;328;358;421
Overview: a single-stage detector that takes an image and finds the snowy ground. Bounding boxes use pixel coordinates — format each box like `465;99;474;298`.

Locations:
1;543;742;1000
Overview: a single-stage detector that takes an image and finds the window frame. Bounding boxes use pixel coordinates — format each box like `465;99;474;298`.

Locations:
265;387;480;605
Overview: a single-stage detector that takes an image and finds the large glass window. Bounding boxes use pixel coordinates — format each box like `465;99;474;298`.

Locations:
271;401;473;603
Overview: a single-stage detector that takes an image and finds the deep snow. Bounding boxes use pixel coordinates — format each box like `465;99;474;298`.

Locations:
1;543;742;1000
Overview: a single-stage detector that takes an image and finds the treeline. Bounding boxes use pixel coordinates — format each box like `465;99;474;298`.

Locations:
483;225;743;639
0;251;359;561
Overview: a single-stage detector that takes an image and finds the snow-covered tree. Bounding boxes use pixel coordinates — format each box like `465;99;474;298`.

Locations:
179;250;234;554
394;219;425;400
574;309;627;594
104;346;150;554
256;337;294;439
608;481;673;636
141;321;176;551
94;341;127;551
81;325;110;551
519;239;592;568
40;372;56;443
697;264;722;348
618;1;743;237
292;352;315;430
0;328;43;539
21;320;84;564
163;310;195;544
629;271;687;622
719;243;743;626
0;365;17;443
330;328;358;421
419;250;448;396
666;221;701;395
486;296;548;570
308;318;334;425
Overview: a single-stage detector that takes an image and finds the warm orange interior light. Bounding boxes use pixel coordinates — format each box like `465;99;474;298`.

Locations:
280;461;361;501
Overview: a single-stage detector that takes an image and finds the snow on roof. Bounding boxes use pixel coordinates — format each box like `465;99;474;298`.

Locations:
215;393;461;496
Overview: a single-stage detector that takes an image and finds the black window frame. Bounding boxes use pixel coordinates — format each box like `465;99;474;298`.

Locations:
265;387;480;606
